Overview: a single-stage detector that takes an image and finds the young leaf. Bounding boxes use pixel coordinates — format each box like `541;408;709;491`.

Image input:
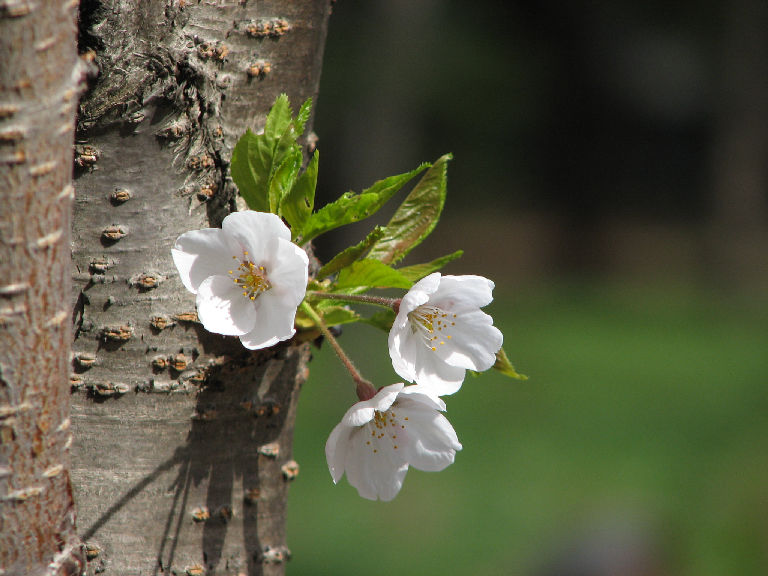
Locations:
294;307;314;329
397;250;464;282
294;98;312;139
360;308;396;332
269;146;302;213
299;163;430;243
315;304;362;327
230;130;268;211
334;259;413;291
264;93;293;140
493;347;528;380
295;300;361;330
231;94;309;213
264;95;300;185
280;150;319;236
316;226;386;280
367;153;452;265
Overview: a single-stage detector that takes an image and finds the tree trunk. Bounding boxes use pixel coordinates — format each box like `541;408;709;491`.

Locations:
0;1;84;575
70;1;329;574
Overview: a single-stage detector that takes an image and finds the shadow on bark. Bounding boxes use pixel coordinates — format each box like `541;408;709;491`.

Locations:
81;338;303;576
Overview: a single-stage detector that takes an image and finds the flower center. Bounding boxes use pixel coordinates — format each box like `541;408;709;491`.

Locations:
364;407;408;454
228;252;271;300
407;305;457;351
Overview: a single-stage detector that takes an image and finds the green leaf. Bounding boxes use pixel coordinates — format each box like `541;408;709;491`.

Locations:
360;308;396;332
264;93;293;140
300;163;430;243
493;347;528;380
307;278;330;293
316;226;386;280
294;306;314;329
397;250;464;282
334;259;413;291
367;153;452;265
315;304;362;327
231;130;268;211
280;150;319;237
231;94;311;213
295;300;361;330
269;146;302;213
294;98;312;139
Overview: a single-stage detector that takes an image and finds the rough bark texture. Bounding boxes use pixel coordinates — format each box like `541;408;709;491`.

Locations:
0;1;85;575
70;1;329;574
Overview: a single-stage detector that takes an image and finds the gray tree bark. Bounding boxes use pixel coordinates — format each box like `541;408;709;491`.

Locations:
0;1;85;575
70;1;329;574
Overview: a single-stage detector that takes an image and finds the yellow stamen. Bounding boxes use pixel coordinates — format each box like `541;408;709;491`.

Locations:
366;407;410;454
409;304;457;352
228;255;271;300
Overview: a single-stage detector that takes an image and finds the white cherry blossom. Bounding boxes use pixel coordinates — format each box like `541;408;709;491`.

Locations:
325;383;462;501
171;211;308;349
388;273;503;395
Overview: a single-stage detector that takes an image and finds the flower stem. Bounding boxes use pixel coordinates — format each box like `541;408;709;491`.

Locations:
306;290;400;312
300;301;376;401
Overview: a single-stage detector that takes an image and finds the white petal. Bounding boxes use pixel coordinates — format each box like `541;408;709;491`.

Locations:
387;275;439;378
412;338;466;394
196;275;258;336
430;274;495;312
397;398;461;472
342;383;403;427
408;272;442;298
372;454;408;502
344;428;408;501
222;211;290;264
401;400;461;452
238;294;297;349
397;385;447;411
369;383;404;412
397;273;439;317
388;327;419;383
325;422;352;484
436;310;503;371
390;323;466;393
416;365;465;396
342;404;375;428
390;306;411;332
343;428;379;500
172;228;239;293
264;238;309;307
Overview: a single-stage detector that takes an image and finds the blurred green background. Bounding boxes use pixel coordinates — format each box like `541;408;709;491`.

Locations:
288;1;768;575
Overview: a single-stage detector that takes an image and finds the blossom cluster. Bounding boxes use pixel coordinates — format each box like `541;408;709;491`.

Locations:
325;272;503;501
172;210;505;502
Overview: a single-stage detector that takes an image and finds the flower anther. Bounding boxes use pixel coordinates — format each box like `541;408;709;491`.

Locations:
407;305;457;351
229;254;271;299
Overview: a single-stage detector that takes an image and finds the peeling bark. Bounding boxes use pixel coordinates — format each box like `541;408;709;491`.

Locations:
0;1;85;575
70;1;330;574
